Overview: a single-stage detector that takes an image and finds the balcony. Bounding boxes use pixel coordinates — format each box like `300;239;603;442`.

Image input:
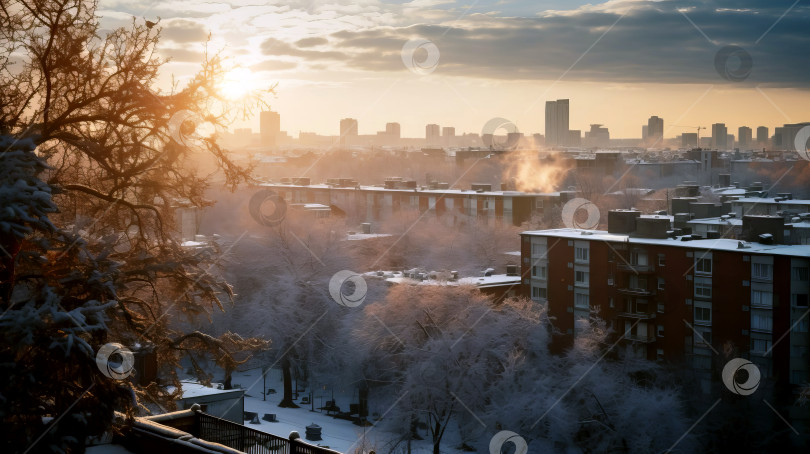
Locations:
618;311;656;320
130;406;342;454
617;263;655;274
618;287;656;297
623;333;656;343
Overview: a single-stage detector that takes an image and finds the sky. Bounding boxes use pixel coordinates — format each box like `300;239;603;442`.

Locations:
97;0;810;139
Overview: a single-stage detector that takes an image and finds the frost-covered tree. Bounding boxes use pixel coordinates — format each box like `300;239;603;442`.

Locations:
0;1;268;452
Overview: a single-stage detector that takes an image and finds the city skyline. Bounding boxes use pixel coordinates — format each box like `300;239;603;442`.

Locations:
97;0;810;138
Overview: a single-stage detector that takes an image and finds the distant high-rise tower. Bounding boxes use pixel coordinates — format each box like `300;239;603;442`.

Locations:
426;124;441;145
442;126;455;147
545;99;570;146
711;123;728;149
738;126;752;150
647;116;664;146
260;111;280;147
340;118;358;146
385;122;401;140
756;126;769;147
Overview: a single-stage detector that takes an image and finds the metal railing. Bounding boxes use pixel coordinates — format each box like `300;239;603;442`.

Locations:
196;412;340;454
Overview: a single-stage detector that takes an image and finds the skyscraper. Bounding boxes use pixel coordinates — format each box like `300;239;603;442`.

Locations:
711;123;728;149
385;122;401;140
738;126;752;150
545;99;570;147
339;118;358;146
426;124;441;145
442;126;455;147
259;110;280;147
756;126;769;146
647;116;664;146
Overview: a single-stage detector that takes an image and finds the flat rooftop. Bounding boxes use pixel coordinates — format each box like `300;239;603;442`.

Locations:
260;182;562;197
522;228;810;257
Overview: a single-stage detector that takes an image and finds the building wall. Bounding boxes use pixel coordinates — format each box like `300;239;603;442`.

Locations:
521;231;810;386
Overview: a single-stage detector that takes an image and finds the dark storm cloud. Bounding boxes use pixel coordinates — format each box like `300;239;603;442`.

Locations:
263;0;810;86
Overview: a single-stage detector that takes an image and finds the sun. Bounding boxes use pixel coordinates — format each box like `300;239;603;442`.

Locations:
218;67;258;101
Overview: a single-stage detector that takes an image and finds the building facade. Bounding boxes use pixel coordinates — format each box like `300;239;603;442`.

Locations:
521;215;810;387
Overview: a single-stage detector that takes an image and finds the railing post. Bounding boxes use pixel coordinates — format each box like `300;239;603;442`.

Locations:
289;431;301;454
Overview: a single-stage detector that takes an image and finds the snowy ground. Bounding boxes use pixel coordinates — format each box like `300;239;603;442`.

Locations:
230;367;467;454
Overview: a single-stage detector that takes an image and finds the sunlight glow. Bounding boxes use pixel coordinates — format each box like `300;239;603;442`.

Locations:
218;67;258;101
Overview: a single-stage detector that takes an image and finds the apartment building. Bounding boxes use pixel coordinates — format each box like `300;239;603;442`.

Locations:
521;210;810;387
261;179;574;226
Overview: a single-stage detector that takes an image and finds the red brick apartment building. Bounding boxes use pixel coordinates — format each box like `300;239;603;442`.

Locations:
263;179;573;226
521;210;810;387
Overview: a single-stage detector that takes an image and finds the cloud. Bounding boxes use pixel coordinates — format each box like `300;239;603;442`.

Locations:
260;37;349;60
158;47;205;63
161;19;209;43
251;59;299;71
295;37;329;47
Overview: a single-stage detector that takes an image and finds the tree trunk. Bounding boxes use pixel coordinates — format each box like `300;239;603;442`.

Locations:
432;420;443;454
278;356;299;408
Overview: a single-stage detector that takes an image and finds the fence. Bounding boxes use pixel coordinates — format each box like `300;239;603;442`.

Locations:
196;412;341;454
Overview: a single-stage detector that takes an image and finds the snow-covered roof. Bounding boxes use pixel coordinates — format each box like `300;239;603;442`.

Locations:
732;198;810;205
521;228;810;256
346;233;393;241
687;217;743;226
382;273;520;289
259;183;560;197
170;381;244;399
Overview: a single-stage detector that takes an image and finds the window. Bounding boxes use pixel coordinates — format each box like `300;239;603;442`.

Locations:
792;293;809;308
658;254;666;267
531;286;547;299
791;345;809;358
751;312;773;332
656;349;664;361
752;338;772;353
575;246;589;262
792;266;809;281
695;256;712;274
629;275;648;291
657;278;666;291
751;290;773;308
575;293;590;308
658;302;665;313
694;277;712;298
752;263;773;280
695;306;711;324
609;297;615;308
657;325;664;337
575;270;589;285
607;274;614;286
796;318;809;333
532;243;547;257
695;328;712;346
630;251;648;266
532;265;547;279
792;370;809;385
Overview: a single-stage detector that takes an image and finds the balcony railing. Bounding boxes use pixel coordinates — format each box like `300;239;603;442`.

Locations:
618;287;655;297
617;263;655;273
623;333;656;343
139;407;341;454
618;311;656;320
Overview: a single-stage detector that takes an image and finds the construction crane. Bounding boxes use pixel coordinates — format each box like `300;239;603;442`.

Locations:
675;125;706;145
